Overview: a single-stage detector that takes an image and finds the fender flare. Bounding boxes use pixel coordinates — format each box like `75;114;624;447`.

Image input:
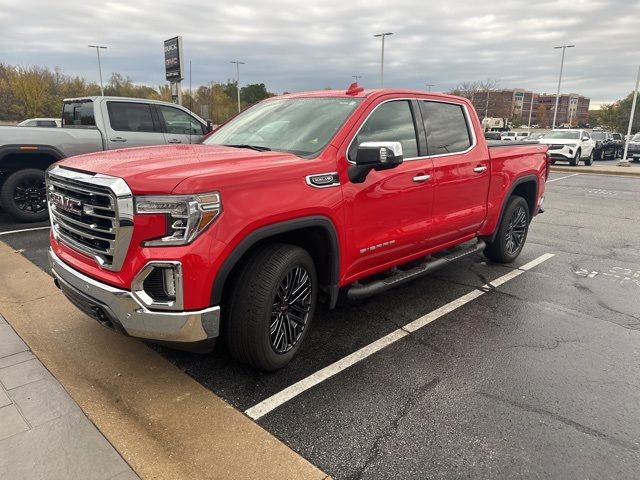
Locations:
483;174;539;243
211;216;341;307
0;144;66;165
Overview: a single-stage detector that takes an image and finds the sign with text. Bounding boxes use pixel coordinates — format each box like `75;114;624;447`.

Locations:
164;36;184;81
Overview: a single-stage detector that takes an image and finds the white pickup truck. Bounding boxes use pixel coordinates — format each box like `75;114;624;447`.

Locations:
0;96;211;222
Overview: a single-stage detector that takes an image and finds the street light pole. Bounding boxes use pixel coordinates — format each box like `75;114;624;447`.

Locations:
426;83;435;92
552;44;575;129
88;45;107;96
528;93;535;128
352;75;362;83
231;61;245;113
620;64;640;167
374;32;393;87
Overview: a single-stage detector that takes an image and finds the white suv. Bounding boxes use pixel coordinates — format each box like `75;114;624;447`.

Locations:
538;129;596;166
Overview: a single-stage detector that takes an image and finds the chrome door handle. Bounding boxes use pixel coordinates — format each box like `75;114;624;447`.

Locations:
473;165;488;173
110;137;127;142
412;174;431;182
167;139;182;144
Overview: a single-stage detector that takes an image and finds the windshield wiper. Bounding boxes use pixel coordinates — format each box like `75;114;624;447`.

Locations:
224;144;271;152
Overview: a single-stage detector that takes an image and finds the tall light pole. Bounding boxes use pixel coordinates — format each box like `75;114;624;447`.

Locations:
620;65;640;167
88;45;107;96
231;61;245;113
374;32;393;87
352;75;362;83
528;93;535;128
552;44;575;129
426;83;435;92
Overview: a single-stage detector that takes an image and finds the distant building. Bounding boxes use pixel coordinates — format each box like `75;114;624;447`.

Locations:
469;88;590;127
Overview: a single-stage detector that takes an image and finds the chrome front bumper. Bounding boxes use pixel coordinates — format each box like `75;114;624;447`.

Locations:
49;248;220;343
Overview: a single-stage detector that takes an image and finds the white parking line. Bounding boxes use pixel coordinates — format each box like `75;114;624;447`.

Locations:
245;253;555;420
0;226;51;237
547;173;580;183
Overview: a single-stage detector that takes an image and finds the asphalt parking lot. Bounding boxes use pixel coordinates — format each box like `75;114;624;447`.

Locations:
1;171;639;479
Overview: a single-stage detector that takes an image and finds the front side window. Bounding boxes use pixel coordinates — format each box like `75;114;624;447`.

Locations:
107;102;156;133
158;106;204;135
205;97;362;157
420;101;472;155
349;100;419;160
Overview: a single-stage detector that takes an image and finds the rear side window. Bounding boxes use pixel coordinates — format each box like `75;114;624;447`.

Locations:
350;100;419;160
62;101;95;128
420;101;472;156
36;120;58;128
107;102;156;133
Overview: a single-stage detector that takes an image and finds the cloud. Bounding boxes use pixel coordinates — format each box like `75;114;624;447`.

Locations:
1;0;638;104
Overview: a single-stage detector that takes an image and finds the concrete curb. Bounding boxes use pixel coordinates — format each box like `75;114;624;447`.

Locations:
550;165;640;177
0;242;329;480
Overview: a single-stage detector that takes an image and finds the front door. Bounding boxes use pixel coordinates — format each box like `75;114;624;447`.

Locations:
156;105;206;145
419;100;491;248
341;99;434;281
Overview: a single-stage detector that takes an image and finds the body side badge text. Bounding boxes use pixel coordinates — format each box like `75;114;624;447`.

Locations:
305;172;341;188
360;240;396;255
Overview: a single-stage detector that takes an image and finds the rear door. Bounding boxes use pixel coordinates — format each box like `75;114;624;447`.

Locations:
420;100;491;247
104;101;166;149
156;105;206;144
342;98;434;280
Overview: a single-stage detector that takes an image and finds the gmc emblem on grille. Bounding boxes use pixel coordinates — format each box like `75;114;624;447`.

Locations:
51;192;83;214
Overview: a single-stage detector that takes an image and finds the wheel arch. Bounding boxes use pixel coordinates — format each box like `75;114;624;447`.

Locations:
482;174;538;244
0;144;65;177
211;216;341;309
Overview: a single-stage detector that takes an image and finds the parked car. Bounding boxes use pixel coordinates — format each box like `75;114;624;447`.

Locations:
16;118;61;128
538;129;596;166
591;131;617;160
0;96;212;222
611;133;624;157
501;132;518;141
484;131;502;140
524;132;547;142
47;87;549;370
515;132;530;140
626;133;640;161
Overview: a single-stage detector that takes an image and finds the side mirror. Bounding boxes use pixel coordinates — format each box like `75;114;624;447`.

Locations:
349;141;403;183
206;120;214;133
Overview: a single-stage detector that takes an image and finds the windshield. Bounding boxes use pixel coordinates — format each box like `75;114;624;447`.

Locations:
591;132;606;140
544;131;580;140
204;97;363;157
633;133;640;142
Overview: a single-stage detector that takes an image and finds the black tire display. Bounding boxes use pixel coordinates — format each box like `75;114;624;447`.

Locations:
585;150;594;166
569;149;580;166
0;169;49;222
484;195;530;263
225;243;317;371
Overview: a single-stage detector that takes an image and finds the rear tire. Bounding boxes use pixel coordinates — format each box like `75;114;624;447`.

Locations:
0;169;49;223
225;243;317;371
484;196;530;263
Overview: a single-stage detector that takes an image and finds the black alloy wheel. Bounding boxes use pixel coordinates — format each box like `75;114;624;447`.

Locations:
0;169;49;222
270;266;312;354
505;205;528;256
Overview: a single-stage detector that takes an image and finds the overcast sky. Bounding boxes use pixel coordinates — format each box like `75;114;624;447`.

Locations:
1;0;639;107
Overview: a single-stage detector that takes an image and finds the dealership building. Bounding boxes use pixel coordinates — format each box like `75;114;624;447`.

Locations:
470;89;590;127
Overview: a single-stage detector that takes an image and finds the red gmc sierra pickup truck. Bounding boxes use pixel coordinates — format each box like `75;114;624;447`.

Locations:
47;85;549;370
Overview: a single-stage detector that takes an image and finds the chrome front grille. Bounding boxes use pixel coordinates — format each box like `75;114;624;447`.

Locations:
46;166;134;271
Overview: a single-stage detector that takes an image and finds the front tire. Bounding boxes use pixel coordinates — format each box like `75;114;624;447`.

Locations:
225;243;317;371
569;149;580;166
0;169;49;222
484;196;530;263
585;150;594;166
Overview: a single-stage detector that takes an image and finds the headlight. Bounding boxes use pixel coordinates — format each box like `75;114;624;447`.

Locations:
569;143;578;148
135;192;221;246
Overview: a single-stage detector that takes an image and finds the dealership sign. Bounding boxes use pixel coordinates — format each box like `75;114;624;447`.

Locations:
164;36;184;81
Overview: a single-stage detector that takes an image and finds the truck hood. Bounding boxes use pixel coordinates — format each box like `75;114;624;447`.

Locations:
59;144;307;194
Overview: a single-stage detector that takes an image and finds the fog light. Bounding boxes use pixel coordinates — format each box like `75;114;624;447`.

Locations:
132;262;183;310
